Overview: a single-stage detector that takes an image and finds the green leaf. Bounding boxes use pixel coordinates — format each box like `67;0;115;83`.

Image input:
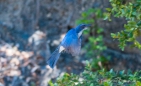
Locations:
136;81;141;86
111;33;117;38
110;69;114;74
48;81;54;86
119;70;125;76
103;13;111;20
106;8;111;11
137;20;141;26
82;12;87;18
90;83;94;86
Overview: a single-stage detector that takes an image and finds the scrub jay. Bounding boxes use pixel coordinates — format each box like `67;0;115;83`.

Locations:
47;24;90;68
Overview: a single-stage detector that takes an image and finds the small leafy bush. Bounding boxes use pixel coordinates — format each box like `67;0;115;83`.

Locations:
50;62;141;86
104;0;141;50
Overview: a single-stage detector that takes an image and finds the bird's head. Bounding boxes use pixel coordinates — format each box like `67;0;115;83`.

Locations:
75;24;90;33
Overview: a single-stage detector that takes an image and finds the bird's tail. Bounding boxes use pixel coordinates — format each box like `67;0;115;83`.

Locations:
47;47;61;68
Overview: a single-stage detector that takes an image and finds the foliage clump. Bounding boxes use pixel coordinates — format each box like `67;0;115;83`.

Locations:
50;63;141;86
104;0;141;50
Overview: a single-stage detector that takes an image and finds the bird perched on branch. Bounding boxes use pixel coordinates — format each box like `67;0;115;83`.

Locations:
47;24;90;68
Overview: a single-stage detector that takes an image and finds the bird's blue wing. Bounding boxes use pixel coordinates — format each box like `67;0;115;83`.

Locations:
61;29;81;56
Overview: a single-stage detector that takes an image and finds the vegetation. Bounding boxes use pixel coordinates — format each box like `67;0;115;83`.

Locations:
49;0;141;85
50;64;141;86
104;0;141;50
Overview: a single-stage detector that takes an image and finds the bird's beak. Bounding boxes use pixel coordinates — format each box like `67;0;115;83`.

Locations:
84;24;91;30
86;24;91;27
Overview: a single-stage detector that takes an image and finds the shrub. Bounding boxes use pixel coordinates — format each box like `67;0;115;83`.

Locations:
51;63;141;86
104;0;141;50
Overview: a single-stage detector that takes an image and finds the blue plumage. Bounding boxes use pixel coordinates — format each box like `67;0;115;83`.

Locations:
47;24;90;68
61;29;81;56
47;47;60;68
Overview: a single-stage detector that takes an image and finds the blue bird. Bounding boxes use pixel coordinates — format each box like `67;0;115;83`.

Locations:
47;24;90;68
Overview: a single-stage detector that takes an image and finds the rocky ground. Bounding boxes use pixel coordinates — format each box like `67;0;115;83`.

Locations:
0;0;141;86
